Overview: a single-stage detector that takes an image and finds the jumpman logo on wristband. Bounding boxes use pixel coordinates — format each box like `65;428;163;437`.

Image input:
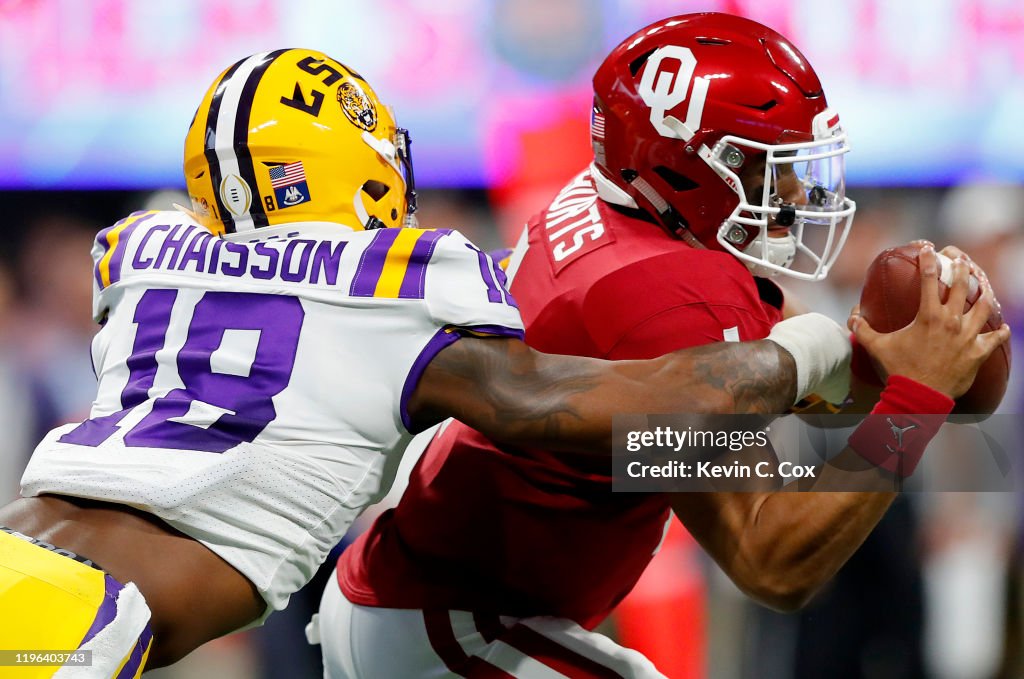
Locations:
885;418;918;453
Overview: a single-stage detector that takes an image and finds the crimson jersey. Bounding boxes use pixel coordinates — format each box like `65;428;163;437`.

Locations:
338;169;783;628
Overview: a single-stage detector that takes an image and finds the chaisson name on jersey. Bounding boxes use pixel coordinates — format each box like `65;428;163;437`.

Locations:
129;222;346;285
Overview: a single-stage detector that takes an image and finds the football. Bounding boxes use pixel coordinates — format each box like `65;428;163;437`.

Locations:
855;244;1011;415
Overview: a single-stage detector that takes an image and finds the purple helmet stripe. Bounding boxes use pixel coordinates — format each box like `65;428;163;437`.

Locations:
204;58;245;234
232;49;290;230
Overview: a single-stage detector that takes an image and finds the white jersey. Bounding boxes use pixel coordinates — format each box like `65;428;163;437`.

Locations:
21;210;523;616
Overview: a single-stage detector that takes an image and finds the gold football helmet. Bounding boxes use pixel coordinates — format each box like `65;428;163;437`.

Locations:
183;49;417;236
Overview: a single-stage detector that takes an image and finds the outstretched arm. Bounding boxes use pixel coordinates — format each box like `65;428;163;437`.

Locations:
408;336;797;451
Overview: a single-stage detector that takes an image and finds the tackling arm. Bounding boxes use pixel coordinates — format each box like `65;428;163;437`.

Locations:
407;336;797;451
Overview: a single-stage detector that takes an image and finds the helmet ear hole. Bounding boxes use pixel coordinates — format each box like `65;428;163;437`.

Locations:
362;180;391;202
628;48;657;76
653;166;698;192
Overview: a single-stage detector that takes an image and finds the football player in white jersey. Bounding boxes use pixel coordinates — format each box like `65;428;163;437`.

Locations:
0;48;1002;676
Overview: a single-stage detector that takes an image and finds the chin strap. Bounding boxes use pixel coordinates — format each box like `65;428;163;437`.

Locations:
674;226;704;249
592;163;700;245
741;230;797;276
352;187;390;230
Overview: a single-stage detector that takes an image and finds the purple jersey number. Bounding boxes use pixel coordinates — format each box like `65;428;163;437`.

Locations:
61;290;303;453
464;242;518;308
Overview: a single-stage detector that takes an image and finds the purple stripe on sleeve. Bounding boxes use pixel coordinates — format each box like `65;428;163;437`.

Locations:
107;213;157;287
399;324;526;433
349;228;401;297
78;573;125;646
93;216;131;289
400;328;461;432
115;625;155;679
398;229;451;299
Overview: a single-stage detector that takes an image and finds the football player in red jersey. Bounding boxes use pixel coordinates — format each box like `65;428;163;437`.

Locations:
320;13;1008;679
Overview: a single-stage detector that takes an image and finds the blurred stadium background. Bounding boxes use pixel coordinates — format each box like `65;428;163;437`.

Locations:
0;0;1022;677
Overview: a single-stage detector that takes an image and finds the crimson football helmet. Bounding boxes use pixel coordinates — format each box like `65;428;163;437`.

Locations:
591;13;855;280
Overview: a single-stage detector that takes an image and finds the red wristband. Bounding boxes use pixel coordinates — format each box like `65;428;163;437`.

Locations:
848;375;955;478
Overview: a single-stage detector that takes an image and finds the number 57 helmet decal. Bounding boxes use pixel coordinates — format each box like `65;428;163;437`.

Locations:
184;49;417;237
591;13;856;280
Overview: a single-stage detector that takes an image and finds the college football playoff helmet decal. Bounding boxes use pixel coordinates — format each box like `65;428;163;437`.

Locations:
591;13;856;280
184;49;417;237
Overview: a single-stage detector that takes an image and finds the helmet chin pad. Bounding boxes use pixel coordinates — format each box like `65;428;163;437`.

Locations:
741;232;797;277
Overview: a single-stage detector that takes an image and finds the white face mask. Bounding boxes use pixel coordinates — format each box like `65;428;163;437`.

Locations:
705;108;857;281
